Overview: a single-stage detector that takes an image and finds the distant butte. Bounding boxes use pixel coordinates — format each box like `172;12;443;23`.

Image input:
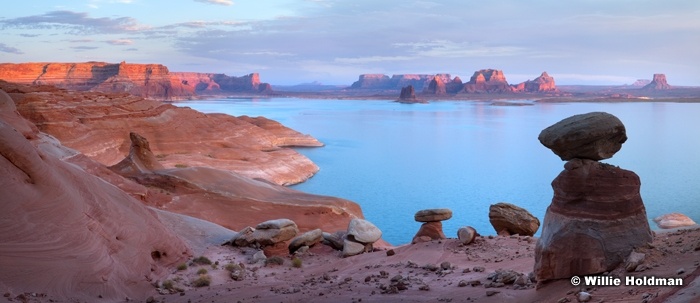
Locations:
351;70;559;95
0;62;272;100
641;73;671;90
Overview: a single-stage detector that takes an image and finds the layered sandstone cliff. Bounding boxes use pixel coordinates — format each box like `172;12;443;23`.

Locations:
1;80;317;185
0;62;272;100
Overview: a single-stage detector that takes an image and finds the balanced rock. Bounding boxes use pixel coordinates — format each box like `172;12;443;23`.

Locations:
414;208;453;222
412;221;446;243
538;112;627;161
252;219;299;246
488;203;539;236
534;159;653;282
457;226;477;245
288;229;323;254
347;218;382;244
342;238;371;258
653;213;697;229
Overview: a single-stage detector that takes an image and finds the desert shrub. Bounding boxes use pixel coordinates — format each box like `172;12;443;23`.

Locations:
162;280;174;290
225;263;241;272
265;256;285;266
174;164;188;168
192;275;211;287
176;263;187;271
196;268;208;275
192;256;212;265
291;257;302;268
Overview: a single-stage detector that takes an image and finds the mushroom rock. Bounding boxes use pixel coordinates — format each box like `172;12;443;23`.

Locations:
641;74;671;90
534;158;653;283
109;132;164;175
412;208;452;243
488;203;540;236
653;213;697;229
538;112;627;161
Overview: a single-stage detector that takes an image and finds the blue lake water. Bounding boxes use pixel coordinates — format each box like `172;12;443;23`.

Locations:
174;98;700;245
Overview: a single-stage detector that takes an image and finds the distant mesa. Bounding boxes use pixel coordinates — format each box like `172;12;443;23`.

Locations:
0;62;272;100
641;73;671;90
630;79;651;87
351;70;558;94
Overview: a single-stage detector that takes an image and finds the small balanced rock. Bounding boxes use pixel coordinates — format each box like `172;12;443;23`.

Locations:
412;209;452;243
343;218;382;257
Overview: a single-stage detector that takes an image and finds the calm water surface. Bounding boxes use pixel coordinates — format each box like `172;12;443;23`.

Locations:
174;98;700;245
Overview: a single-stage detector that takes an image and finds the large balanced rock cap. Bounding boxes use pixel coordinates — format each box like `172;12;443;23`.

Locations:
538;112;627;161
488;202;540;236
414;208;453;222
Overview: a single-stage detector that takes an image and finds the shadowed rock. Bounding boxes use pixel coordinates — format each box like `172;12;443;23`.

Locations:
288;229;323;254
534;159;653;282
398;85;419;103
488;203;539;236
538;112;627;161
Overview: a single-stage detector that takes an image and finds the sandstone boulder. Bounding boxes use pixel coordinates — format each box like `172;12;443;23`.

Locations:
347;218;382;244
538;112;627;161
488;203;539;236
251;219;299;246
322;231;346;250
457;226;477;245
288;229;323;254
342;238;370;258
534;159;653;282
653;213;697;229
411;221;446;243
414;208;453;222
230;226;256;247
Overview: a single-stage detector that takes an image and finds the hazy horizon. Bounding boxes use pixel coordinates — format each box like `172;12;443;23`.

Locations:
1;1;699;86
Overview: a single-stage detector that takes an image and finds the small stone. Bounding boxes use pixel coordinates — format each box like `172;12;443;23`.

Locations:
440;261;452;270
457;226;477;245
386;249;395;256
625;251;645;272
486;290;499;297
677;268;685;275
458;280;468;287
577;291;591;302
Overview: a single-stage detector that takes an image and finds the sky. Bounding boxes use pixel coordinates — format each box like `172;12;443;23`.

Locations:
1;0;699;86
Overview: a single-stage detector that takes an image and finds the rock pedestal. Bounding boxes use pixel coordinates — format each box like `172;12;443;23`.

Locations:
534;113;653;283
412;209;452;243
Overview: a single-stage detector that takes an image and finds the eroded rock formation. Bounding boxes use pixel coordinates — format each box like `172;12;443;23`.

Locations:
534;112;653;284
521;72;558;92
0;62;272;100
641;73;671;90
0;88;191;301
397;85;419;103
423;76;447;95
2;80;317;185
412;208;452;243
462;69;513;93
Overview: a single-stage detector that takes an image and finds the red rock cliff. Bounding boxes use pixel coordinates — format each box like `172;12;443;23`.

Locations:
462;69;513;93
0;62;272;100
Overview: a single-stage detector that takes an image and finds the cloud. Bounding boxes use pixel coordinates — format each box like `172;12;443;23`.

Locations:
0;43;23;54
335;55;414;64
125;47;138;51
0;10;149;34
19;33;40;37
106;39;133;45
71;46;99;50
194;0;233;6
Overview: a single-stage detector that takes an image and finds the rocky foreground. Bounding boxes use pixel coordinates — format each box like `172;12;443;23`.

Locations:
1;82;699;303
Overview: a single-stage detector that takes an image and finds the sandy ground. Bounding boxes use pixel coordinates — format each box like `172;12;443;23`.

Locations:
136;225;700;303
